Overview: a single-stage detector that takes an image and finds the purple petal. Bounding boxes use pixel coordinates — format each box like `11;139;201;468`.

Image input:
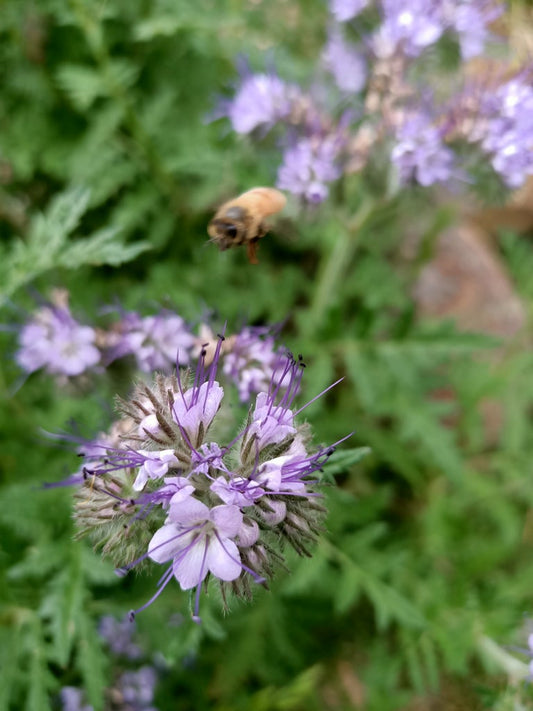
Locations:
210;504;243;537
168;497;209;525
206;537;242;581
173;537;209;589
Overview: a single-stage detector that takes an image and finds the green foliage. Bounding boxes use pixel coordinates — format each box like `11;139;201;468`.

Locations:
0;186;151;305
1;1;533;709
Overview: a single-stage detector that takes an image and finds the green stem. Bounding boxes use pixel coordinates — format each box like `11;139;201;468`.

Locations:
303;198;376;336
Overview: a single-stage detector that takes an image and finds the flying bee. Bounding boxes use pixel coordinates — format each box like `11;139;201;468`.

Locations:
207;187;287;264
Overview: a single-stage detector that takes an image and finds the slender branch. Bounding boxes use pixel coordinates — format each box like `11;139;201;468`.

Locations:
302;198;376;336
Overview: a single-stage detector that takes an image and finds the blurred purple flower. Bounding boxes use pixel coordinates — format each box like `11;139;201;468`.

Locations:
60;687;93;711
449;1;502;59
222;326;288;402
330;0;369;22
227;73;293;134
98;615;143;660
16;301;100;377
480;78;533;188
391;113;454;186
106;311;195;373
118;666;159;711
323;30;367;93
373;0;445;58
277;135;343;203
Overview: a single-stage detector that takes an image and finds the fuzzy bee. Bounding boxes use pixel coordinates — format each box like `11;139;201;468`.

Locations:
207;187;287;264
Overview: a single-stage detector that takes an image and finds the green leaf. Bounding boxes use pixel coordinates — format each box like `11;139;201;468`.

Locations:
40;547;84;667
77;610;108;711
58;227;151;268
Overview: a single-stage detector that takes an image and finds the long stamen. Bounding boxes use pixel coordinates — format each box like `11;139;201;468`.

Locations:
128;565;175;621
293;377;344;416
192;538;210;622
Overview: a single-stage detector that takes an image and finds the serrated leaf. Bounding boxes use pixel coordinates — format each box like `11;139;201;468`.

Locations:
58;227;151;268
40;548;84;666
362;576;425;631
56;64;105;111
56;60;138;111
77;611;109;711
24;617;53;711
333;567;362;615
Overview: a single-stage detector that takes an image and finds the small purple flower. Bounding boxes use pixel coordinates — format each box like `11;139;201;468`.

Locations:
227;72;292;134
373;0;445;58
98;615;143;660
170;378;224;448
16;301;100;377
330;0;369;22
133;450;181;491
190;442;227;476
107;311;194;373
277;135;343;203
323;30;367;94
391;112;455;186
59;688;93;711
118;666;158;710
221;327;288;402
148;498;243;590
448;1;503;59
480;78;533;188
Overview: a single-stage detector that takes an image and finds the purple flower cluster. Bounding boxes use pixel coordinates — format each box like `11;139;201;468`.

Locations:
391;112;455;187
105;311;195;373
69;339;344;621
16;292;100;377
16;294;293;402
60;616;159;711
277;135;343;203
335;0;502;60
479;78;533;188
227;72;295;135
217;0;533;194
220;325;290;401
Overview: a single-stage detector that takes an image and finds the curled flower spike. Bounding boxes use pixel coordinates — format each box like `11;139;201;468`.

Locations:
62;334;347;622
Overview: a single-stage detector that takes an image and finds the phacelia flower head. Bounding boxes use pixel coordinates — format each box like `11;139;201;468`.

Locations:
16;291;100;377
227;71;294;135
105;310;195;373
323;29;367;94
277;135;343;203
98;615;143;660
480;77;533;189
65;336;345;622
373;0;445;59
221;325;290;402
330;0;369;22
391;111;455;187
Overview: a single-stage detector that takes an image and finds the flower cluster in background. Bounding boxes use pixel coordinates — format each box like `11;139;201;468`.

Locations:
14;290;288;402
60;616;160;711
67;340;343;622
218;0;533;197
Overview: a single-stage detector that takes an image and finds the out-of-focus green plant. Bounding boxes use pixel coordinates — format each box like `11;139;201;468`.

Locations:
2;1;533;710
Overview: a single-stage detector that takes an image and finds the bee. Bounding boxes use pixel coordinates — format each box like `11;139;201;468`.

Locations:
207;187;287;264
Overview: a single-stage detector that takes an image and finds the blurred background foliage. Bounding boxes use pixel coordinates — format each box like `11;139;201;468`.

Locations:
2;1;533;709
